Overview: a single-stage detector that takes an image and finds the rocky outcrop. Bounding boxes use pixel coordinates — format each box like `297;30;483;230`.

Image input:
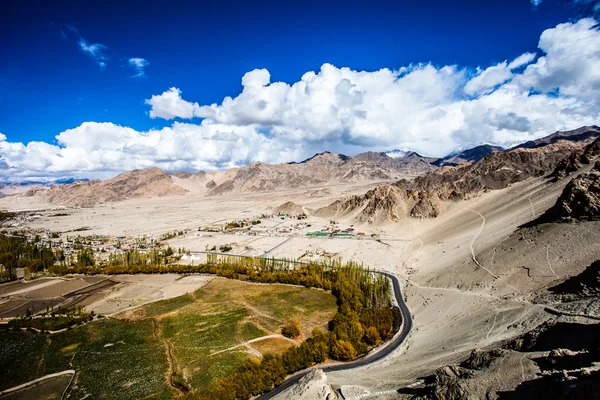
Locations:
539;162;600;222
550;136;600;181
549;260;600;298
410;191;440;218
419;320;600;400
420;349;536;400
272;369;335;400
315;186;409;224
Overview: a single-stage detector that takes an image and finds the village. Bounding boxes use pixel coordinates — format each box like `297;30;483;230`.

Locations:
0;208;385;275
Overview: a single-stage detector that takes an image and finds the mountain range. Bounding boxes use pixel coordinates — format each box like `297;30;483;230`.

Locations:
6;126;600;208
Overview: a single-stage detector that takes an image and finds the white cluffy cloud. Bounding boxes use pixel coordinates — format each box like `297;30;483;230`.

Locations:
2;18;600;182
78;38;108;68
145;88;200;119
464;52;536;96
128;58;149;78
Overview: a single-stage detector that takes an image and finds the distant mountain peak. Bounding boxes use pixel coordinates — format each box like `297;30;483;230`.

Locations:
294;151;350;164
382;149;410;159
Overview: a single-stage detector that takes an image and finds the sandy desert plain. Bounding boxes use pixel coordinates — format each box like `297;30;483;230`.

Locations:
0;166;599;399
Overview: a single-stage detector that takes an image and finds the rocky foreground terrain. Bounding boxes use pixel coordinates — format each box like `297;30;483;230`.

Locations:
403;168;600;399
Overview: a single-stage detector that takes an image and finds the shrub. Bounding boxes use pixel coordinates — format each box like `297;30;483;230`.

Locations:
364;326;381;346
281;319;301;339
219;244;233;252
331;340;356;361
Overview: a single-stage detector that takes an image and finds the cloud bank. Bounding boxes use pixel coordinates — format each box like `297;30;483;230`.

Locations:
2;18;600;182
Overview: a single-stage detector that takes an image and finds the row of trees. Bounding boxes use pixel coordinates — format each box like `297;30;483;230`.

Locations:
107;248;175;267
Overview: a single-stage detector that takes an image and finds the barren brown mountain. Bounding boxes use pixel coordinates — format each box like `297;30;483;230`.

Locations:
24;167;188;207
317;127;600;224
206;150;435;196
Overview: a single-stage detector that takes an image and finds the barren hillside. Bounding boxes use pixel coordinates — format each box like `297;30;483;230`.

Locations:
23;167;188;207
317;131;600;225
206;151;435;196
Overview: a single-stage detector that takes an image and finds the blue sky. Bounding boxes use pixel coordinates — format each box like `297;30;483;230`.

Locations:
1;0;599;181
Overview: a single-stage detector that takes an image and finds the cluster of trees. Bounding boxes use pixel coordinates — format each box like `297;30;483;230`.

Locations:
160;230;185;240
107;248;175;267
219;244;233;252
0;234;56;281
281;319;301;338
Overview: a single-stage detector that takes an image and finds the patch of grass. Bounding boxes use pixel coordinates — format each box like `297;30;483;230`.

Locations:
238;321;267;339
0;319;172;399
137;293;195;318
251;337;295;355
44;319;171;400
187;349;249;389
239;284;337;334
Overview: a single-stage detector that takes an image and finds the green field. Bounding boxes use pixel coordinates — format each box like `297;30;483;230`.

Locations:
0;277;337;398
0;319;171;399
129;278;337;391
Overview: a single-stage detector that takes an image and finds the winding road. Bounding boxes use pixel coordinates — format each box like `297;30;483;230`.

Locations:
258;271;413;399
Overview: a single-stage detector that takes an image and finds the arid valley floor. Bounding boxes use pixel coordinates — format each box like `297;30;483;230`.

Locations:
1;130;600;399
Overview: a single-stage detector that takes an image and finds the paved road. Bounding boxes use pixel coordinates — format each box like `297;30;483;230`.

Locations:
258;271;413;399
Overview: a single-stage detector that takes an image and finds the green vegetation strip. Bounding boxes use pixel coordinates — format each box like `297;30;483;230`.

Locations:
0;243;399;400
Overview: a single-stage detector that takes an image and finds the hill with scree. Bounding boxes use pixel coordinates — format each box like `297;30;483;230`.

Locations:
317;128;600;224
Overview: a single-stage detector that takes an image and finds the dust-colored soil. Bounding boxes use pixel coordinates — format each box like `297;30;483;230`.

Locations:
85;274;213;316
324;166;600;393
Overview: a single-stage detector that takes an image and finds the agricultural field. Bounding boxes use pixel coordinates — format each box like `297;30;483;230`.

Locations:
120;278;337;392
0;319;170;399
0;277;337;398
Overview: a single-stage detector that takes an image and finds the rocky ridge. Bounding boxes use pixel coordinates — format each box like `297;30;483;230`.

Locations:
433;144;505;167
550;136;600;181
317;140;588;223
538;161;600;223
205;151;436;196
